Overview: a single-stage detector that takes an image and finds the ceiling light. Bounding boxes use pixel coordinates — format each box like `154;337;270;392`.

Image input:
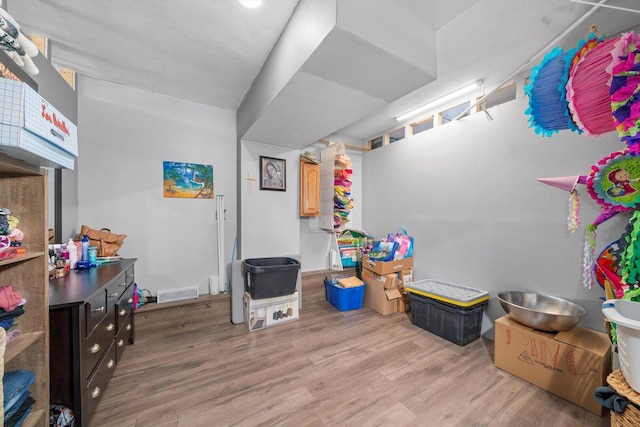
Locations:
238;0;263;9
396;80;483;122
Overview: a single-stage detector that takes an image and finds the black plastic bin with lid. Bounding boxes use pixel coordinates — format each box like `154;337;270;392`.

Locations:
242;257;300;299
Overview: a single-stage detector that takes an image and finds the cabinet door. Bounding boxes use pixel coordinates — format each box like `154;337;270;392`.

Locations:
300;161;320;216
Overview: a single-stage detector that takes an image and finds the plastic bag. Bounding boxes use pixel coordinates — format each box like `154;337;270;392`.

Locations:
369;241;398;261
384;227;414;259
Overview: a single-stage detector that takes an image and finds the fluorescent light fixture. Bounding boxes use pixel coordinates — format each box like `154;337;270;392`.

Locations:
237;0;262;9
396;80;483;122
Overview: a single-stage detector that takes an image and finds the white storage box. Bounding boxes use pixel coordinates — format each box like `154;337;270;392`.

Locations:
602;299;640;393
243;291;298;331
0;78;77;169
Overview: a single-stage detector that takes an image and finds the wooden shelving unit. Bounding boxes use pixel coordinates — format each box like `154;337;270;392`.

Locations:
0;154;49;426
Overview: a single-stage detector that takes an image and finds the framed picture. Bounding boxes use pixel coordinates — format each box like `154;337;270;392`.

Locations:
163;161;214;199
260;156;286;191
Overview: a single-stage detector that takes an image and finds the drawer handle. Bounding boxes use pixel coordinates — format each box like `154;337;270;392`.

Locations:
127;297;133;304
107;359;115;369
126;324;131;331
109;292;119;298
91;387;101;399
119;309;127;316
119;281;127;287
90;343;101;354
93;306;105;313
106;323;114;332
118;339;124;347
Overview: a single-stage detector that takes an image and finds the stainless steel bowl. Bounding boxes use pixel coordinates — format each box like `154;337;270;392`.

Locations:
497;291;586;332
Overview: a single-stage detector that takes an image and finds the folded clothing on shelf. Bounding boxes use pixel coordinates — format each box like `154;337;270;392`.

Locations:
3;369;35;425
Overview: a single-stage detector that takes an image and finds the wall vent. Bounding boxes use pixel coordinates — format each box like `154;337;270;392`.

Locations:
157;286;199;304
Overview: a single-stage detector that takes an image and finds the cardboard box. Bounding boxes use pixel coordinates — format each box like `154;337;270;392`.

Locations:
362;269;400;315
337;276;364;288
362;255;413;276
243;291;299;331
399;268;413;287
383;274;399;290
397;293;410;313
0;78;78;169
494;315;611;415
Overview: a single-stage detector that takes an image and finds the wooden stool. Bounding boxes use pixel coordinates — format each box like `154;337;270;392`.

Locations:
607;370;640;426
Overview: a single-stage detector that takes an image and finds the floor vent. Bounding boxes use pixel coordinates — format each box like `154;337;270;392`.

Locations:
157;286;199;304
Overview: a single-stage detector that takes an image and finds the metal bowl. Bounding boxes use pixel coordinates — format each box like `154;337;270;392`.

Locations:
497;291;586;332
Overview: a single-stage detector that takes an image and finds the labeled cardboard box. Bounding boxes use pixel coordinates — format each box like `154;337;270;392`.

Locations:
243;291;299;331
362;269;401;315
0;78;78;169
494;315;611;415
362;256;413;276
399;268;413;287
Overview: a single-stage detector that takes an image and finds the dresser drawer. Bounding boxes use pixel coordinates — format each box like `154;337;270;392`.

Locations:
116;282;134;332
106;274;126;310
115;313;132;363
85;341;116;422
86;290;107;336
83;309;115;381
125;264;135;287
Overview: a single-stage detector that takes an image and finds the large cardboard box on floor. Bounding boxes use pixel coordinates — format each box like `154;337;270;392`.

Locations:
494;315;611;415
362;256;413;276
362;269;401;315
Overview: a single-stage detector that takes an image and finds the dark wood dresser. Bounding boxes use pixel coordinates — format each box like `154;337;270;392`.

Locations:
49;258;136;427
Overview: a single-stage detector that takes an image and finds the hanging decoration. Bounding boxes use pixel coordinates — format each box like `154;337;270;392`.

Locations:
530;29;640;294
615;210;640;288
609;32;640;153
566;35;619;135
578;150;640;288
594;239;627;298
536;175;586;232
524;46;580;136
568;188;581;232
586;150;640;210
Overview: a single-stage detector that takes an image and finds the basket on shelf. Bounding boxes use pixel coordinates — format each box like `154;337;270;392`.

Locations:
607;369;640;427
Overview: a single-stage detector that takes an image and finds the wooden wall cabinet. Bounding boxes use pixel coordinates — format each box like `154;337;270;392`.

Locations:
0;156;49;426
300;159;320;217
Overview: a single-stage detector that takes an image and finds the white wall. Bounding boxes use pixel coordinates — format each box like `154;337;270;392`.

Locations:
362;92;626;334
61;164;79;240
76;76;237;296
238;135;363;272
240;140;301;259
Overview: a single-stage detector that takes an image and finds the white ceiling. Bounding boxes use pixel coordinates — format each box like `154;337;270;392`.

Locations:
6;0;640;143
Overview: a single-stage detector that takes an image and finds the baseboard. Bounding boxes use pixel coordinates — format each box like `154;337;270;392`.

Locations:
135;292;230;313
302;267;357;279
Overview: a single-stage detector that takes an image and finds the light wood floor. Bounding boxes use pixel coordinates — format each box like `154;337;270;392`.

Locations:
90;278;609;427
